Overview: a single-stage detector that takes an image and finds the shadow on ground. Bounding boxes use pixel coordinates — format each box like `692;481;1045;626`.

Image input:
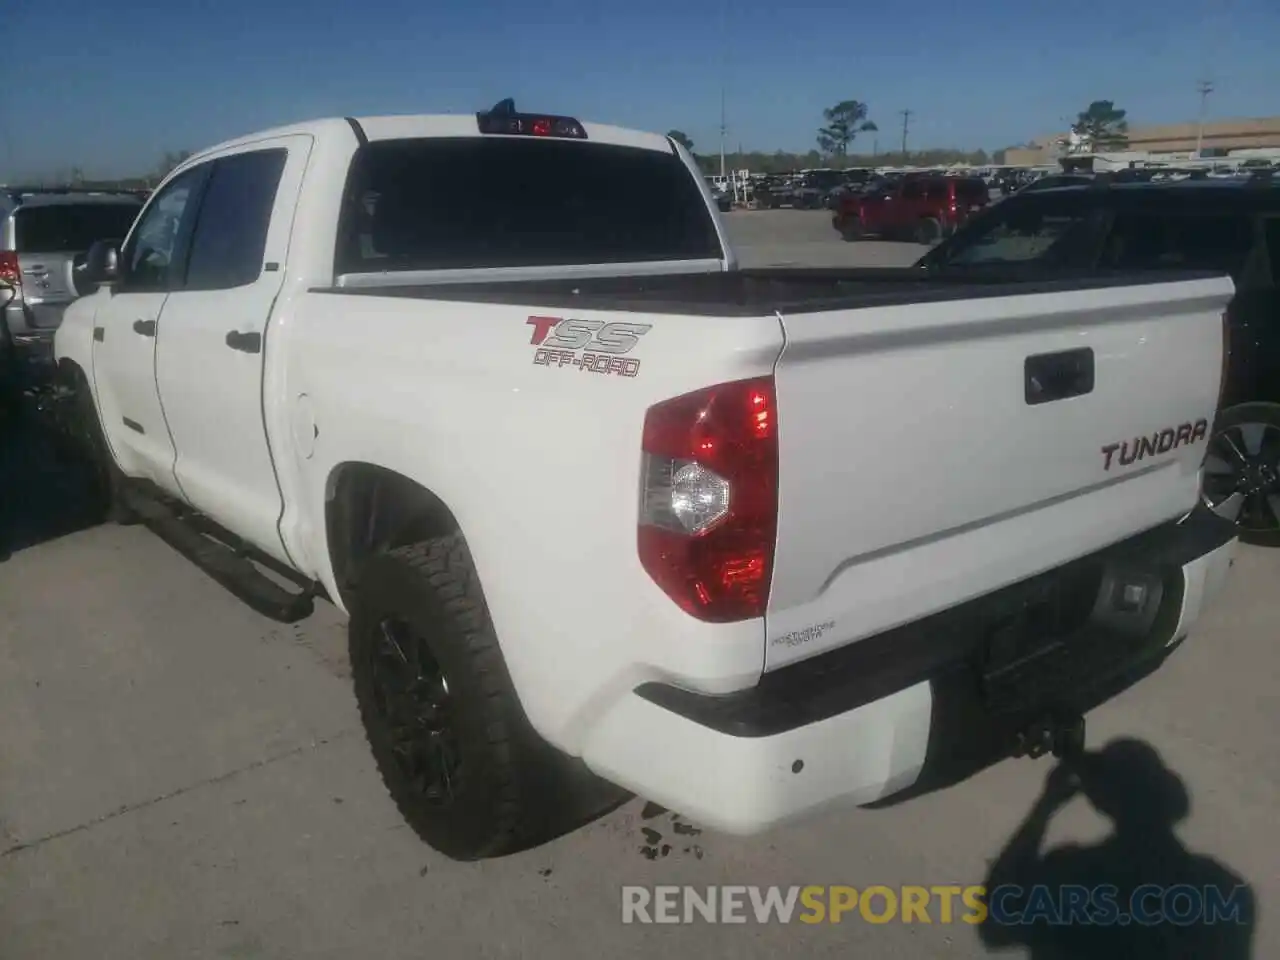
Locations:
978;738;1257;958
0;398;101;562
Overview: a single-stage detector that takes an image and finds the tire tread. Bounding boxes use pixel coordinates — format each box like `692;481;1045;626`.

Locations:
352;533;524;859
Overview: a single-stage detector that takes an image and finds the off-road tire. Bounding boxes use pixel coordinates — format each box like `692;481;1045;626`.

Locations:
349;533;543;860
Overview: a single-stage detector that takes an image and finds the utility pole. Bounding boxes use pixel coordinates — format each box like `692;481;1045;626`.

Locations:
719;87;727;181
1194;79;1214;158
718;0;728;182
899;109;913;162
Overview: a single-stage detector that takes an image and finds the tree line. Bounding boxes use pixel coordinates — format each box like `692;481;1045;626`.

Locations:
667;97;1130;173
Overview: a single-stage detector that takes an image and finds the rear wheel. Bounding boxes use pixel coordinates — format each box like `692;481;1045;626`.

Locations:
349;534;584;860
1201;402;1280;546
913;218;943;245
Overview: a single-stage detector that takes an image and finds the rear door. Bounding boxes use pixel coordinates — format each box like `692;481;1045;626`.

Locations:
859;182;900;233
154;137;309;563
13;200;141;330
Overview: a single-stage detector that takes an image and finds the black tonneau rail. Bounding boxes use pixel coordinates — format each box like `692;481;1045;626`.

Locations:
311;267;1227;317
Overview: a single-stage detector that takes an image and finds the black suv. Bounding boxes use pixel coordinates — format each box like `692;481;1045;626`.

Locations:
918;177;1280;544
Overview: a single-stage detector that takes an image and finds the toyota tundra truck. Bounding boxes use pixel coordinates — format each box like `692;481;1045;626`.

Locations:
52;101;1238;861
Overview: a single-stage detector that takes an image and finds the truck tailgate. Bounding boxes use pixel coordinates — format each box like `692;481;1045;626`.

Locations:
765;275;1233;670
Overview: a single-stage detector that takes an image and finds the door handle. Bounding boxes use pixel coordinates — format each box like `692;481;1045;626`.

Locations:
1025;347;1095;405
225;330;262;354
93;326;105;342
133;319;156;337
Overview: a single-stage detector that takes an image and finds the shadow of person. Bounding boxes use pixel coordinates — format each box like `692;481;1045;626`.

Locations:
978;738;1256;958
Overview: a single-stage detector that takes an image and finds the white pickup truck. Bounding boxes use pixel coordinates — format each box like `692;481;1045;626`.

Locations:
54;102;1238;861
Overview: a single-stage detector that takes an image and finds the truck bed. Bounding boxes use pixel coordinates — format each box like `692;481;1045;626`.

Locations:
314;266;1225;316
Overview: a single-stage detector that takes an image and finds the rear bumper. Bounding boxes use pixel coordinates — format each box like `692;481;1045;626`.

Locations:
4;301;67;338
580;508;1237;834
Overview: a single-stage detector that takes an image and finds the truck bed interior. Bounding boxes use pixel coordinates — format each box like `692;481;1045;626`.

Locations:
316;267;1224;317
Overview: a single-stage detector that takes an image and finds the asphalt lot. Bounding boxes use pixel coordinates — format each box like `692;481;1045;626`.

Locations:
1;210;1276;959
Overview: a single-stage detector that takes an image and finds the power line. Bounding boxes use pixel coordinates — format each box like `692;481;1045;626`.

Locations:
899;109;913;160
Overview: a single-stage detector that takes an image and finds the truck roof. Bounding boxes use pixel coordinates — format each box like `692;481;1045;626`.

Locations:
1017;177;1280;211
187;114;674;165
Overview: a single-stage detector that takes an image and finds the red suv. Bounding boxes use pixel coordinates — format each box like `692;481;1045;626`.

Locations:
834;176;991;244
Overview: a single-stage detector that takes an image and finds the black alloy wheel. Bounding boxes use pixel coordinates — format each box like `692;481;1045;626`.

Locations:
1201;404;1280;546
365;616;460;807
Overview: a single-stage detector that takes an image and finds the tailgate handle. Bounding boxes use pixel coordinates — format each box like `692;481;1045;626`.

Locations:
1025;347;1094;405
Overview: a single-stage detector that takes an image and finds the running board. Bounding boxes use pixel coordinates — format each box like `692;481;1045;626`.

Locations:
122;486;317;624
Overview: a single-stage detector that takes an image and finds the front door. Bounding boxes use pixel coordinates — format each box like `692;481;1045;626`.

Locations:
153;137;312;563
90;164;209;492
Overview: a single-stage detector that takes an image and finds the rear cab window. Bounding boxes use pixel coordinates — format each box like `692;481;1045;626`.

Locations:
335;137;723;275
13;202;141;253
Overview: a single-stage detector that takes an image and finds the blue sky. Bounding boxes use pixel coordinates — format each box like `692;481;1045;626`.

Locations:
5;0;1278;177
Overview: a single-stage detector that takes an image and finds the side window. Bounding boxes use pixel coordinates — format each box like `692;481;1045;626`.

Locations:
184;149;287;291
1101;212;1255;275
937;197;1100;267
1263;218;1280;285
120;166;208;292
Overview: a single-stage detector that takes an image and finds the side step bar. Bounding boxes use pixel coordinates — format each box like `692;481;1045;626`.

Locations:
122;486;317;624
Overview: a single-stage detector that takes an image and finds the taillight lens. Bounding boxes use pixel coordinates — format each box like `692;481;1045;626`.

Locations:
0;251;20;291
638;376;778;623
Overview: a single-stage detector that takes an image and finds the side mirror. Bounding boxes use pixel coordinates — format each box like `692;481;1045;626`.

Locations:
84;240;123;286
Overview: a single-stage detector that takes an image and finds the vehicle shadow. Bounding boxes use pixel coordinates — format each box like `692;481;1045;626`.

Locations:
502;745;633;856
977;738;1257;958
0;398;101;562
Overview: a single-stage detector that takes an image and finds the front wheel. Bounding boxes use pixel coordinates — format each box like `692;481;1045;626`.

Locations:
1201;402;1280;546
71;372;138;525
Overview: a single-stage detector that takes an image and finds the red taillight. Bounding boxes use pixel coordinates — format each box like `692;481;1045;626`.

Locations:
0;251;20;290
531;118;552;136
638;376;778;622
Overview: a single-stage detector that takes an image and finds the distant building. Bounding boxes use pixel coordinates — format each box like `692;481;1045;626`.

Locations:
1004;116;1280;167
